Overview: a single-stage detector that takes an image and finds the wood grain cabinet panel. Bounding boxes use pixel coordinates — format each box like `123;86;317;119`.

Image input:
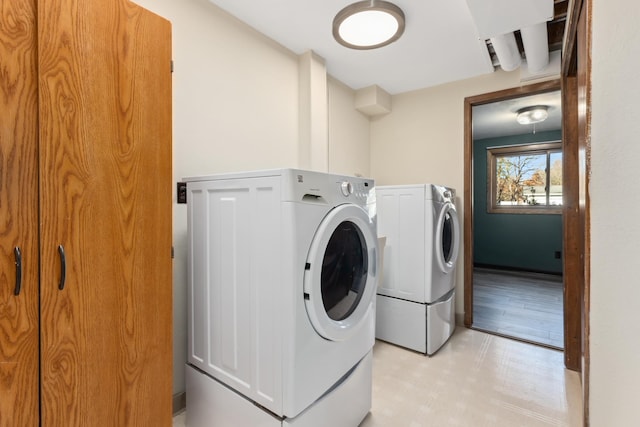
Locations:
1;0;172;425
0;1;40;426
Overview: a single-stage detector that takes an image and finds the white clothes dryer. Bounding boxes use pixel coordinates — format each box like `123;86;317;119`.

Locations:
184;169;378;427
375;184;460;355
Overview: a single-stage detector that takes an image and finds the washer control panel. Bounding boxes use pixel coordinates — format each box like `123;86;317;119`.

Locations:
337;180;372;202
340;181;353;196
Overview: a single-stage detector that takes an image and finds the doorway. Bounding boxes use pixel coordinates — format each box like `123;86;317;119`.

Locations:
463;79;581;365
469;87;563;349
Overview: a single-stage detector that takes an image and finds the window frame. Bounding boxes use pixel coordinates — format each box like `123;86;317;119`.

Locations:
486;141;563;215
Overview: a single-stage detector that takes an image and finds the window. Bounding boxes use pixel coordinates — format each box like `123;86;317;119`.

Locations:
487;142;562;214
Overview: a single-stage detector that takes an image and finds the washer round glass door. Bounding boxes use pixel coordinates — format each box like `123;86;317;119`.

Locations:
304;204;377;342
435;202;460;274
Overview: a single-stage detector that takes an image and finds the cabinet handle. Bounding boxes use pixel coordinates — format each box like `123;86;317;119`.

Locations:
14;247;22;296
58;245;66;290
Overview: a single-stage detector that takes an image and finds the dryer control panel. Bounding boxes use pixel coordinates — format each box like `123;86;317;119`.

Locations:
337;180;372;204
340;181;353;196
273;169;374;207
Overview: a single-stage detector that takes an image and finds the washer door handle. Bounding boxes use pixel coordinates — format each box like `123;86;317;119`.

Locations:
371;246;377;276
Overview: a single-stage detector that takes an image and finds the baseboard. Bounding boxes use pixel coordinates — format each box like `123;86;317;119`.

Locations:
473;264;562;278
173;391;186;415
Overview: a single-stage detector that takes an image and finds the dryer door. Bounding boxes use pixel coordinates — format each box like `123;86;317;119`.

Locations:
435;202;460;274
304;204;377;342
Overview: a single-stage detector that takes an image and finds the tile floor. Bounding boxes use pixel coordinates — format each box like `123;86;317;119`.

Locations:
173;327;583;426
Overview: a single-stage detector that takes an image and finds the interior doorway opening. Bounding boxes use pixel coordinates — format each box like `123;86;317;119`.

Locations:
463;80;577;355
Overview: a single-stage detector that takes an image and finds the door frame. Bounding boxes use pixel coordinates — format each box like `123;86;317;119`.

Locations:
462;79;582;369
562;0;591;416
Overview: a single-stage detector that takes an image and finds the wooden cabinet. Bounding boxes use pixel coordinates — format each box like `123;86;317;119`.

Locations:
0;1;40;425
1;0;172;425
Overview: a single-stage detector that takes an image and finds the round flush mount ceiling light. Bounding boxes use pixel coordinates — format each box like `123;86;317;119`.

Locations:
333;1;405;50
516;105;549;125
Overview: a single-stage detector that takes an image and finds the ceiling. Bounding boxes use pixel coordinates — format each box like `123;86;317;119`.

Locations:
205;0;567;138
208;0;491;94
472;90;562;140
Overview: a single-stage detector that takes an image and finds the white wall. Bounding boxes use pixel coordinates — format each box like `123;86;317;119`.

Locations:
134;0;299;397
370;70;553;314
589;0;640;424
328;77;371;177
132;0;371;398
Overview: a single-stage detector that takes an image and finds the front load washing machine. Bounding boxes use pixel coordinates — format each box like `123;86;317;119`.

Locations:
375;184;460;355
184;169;378;426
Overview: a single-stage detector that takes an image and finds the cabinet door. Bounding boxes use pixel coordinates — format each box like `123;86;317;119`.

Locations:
0;1;40;426
38;0;173;425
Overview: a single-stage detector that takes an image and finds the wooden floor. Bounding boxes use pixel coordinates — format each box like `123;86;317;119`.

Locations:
472;268;564;349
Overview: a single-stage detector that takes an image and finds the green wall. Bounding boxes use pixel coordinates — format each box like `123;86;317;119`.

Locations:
473;130;563;274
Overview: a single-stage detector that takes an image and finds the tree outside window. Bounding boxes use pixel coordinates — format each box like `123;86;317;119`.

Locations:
487;142;562;214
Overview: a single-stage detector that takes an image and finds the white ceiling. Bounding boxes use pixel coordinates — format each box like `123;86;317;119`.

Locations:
473;90;562;140
205;0;561;139
206;0;495;95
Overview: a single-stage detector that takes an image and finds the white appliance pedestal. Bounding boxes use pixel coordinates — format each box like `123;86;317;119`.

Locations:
186;350;372;427
375;291;456;355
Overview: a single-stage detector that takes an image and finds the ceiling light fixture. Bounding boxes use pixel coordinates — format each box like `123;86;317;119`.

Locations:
516;105;549;125
333;1;405;50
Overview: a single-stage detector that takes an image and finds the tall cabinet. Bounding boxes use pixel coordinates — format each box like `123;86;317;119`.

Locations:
0;0;173;425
